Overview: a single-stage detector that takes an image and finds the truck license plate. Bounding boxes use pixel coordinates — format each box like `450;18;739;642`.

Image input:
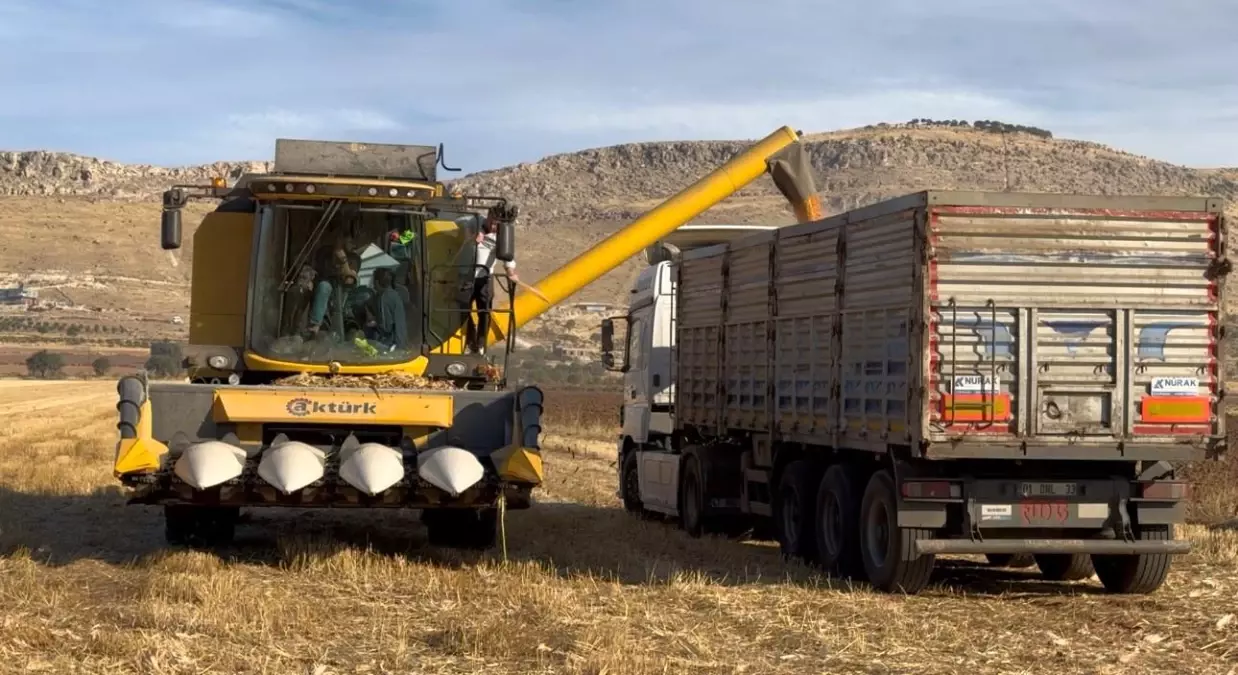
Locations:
1019;482;1077;497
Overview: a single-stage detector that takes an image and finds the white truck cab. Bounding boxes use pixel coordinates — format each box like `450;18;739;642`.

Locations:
601;225;779;515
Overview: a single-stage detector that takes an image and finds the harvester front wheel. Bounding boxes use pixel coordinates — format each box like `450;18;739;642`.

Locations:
164;505;238;548
423;507;498;550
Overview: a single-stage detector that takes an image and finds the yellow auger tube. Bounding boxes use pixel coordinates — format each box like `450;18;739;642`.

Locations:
486;125;804;345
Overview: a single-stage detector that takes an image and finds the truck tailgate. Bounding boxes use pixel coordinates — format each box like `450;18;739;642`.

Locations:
927;198;1226;459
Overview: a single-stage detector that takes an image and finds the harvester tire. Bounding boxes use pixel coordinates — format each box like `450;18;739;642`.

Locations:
986;553;1035;569
859;470;935;594
423;507;498;550
164;505;237;548
1092;525;1174;595
1034;553;1095;582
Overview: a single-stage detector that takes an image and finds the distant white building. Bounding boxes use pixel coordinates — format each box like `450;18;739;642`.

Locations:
0;284;37;307
568;302;621;314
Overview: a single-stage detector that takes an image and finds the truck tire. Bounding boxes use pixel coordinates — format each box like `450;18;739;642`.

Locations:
678;454;710;537
986;553;1035;569
620;451;643;514
815;463;864;579
1092;526;1174;594
1034;553;1094;581
423;508;498;550
164;505;237;548
859;470;935;593
774;460;819;563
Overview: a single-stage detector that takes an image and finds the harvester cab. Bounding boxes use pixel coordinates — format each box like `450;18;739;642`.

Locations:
159;139;517;388
115;127;821;552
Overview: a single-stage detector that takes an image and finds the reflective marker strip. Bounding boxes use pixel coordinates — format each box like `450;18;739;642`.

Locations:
1076;503;1109;519
1140;396;1211;424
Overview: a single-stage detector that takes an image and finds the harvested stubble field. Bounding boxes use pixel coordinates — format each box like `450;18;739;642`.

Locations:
0;381;1236;675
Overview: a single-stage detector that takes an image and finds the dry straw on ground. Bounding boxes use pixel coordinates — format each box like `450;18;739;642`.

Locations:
0;381;1235;674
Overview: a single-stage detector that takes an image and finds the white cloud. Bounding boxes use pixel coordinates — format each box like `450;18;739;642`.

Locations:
492;91;1036;139
1;0;1237;170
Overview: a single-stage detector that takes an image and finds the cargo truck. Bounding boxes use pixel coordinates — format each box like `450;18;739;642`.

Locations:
601;190;1228;594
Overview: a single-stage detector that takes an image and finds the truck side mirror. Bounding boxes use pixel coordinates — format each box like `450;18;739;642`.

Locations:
601;318;615;353
161;208;182;250
495;220;515;262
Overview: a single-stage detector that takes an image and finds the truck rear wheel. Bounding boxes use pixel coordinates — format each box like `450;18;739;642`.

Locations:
164;505;238;548
1092;526;1174;594
986;553;1035;569
423;508;498;550
860;470;935;593
1034;554;1094;581
815;463;864;579
774;460;819;563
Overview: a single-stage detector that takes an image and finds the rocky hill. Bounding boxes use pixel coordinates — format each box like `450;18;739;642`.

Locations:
2;121;1237;352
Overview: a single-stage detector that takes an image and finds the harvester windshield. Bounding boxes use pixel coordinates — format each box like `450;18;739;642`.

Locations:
250;203;430;365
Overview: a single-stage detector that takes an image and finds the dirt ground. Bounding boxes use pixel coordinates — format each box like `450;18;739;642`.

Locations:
0;381;1235;674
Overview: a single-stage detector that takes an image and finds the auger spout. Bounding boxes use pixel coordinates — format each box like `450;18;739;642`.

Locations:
485;125;812;345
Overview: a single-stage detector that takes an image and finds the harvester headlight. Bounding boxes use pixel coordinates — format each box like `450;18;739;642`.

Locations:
445;361;468;377
304;184;316;194
406;189;417;197
227;373;241;385
207;355;230;370
266;183;277;192
389;188;399;197
367;187;378;196
284;183;295;192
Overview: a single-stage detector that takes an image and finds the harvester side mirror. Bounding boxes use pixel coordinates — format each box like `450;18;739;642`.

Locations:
495;219;515;262
602;352;616;369
161;208;182;250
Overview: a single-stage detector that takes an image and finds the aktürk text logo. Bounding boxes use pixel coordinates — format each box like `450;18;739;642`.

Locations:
285;397;377;417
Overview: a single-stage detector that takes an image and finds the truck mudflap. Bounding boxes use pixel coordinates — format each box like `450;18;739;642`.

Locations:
914;538;1191;556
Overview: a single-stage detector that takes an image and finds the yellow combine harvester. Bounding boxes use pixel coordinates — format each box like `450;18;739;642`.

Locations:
113;127;820;549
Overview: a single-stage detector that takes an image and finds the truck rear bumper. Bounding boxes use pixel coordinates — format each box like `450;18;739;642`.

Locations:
915;538;1190;556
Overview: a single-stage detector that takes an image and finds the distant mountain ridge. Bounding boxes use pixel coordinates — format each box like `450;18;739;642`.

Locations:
2;121;1237;327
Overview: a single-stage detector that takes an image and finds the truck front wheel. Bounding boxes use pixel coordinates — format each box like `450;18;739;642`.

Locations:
423;508;498;550
1092;526;1174;594
1034;554;1094;581
859;470;935;593
620;451;643;514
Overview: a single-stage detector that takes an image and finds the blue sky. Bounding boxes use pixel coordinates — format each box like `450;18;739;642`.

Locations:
3;0;1237;172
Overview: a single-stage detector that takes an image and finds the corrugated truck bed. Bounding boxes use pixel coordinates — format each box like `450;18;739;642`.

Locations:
675;190;1227;461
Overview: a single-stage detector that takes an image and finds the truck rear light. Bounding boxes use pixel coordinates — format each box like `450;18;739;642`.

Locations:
901;480;960;499
1140;481;1190;500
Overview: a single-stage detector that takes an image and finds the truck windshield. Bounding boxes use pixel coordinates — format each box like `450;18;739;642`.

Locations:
249;203;427;365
